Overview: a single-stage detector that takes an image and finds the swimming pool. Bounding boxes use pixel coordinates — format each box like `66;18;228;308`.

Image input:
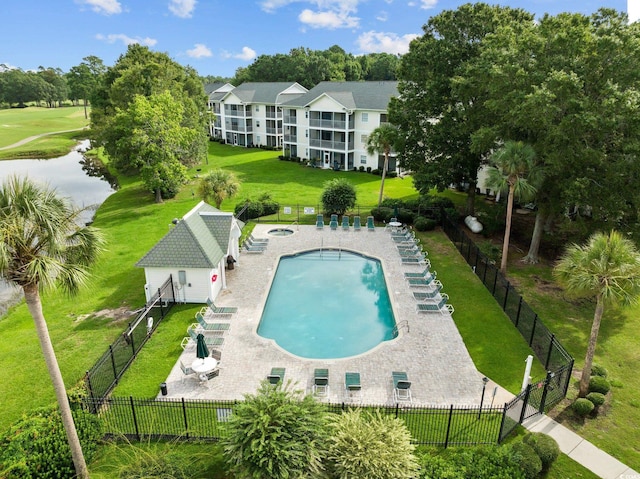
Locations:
257;249;397;359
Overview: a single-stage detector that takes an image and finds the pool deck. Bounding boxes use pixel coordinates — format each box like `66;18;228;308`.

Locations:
162;223;488;406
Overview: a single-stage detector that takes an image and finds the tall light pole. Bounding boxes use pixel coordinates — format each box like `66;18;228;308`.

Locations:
478;376;489;419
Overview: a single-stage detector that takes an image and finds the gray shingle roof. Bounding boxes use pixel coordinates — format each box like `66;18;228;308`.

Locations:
135;203;236;269
281;81;398;111
231;82;304;104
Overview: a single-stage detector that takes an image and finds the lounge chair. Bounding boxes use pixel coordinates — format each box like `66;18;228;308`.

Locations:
313;368;329;397
341;215;350;230
401;253;428;265
406;271;437;287
206;298;237;315
246;237;268;247
330;214;338;230
316;214;324;229
404;266;432;279
353;216;361;231
416;295;454;315
345;372;362;400
412;281;443;301
244;241;266;252
366;216;375;231
194;313;231;333
392;371;412;402
267;367;286;385
181;335;224;350
249;234;269;243
398;247;422;256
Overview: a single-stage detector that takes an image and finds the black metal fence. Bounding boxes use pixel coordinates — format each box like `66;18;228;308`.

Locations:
82;396;504;447
84;276;176;409
441;214;574;440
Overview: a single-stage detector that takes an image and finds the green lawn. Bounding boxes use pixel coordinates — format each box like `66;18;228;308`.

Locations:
0;137;636;474
0;106;89;159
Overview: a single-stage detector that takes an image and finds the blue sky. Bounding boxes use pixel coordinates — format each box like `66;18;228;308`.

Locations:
0;0;631;78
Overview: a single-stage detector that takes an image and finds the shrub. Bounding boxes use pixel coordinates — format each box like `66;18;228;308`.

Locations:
417;454;465;479
366;166;372;173
387;171;397;178
414;217;437;232
586;392;606;408
117;451;190;478
371;168;381;175
0;406;102;479
257;192;279;216
397;208;415;225
590;364;608;378
370;207;394;222
573;398;595;416
222;382;328;479
359;166;365;172
455;446;525;479
510;442;543;479
523;432;560;471
589;376;611;395
234;200;263;220
326;409;419;479
321;178;357;215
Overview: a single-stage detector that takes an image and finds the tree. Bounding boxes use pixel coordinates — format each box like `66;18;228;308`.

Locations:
366;124;399;207
67;56;106;118
37;67;68;107
0;176;105;479
222;381;328;479
484;141;538;274
197;169;240;209
389;3;533;215
326;409;419;479
553;230;640;397
321;178;356;216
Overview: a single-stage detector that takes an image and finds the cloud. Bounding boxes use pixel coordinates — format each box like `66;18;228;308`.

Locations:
419;0;437;9
299;8;359;29
260;0;298;14
95;33;157;47
235;47;257;61
376;10;388;22
186;43;212;58
356;30;419;55
77;0;122;15
168;0;196;18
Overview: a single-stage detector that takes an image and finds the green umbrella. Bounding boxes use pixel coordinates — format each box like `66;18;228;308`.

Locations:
196;333;209;359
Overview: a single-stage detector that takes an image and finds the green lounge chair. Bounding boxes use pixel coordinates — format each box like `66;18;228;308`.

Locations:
404;266;432;279
412;281;443;301
406;271;437;287
401;253;428;265
194;312;231;333
342;215;350;230
330;214;338;230
416;296;454;315
181;333;224;350
316;214;324;229
345;372;362;400
353;216;361;231
249;234;269;243
313;368;329;397
392;371;412;402
366;216;375;231
206;298;237;315
267;367;286;385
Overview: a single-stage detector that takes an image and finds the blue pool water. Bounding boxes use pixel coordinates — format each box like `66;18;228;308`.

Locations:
257;249;396;359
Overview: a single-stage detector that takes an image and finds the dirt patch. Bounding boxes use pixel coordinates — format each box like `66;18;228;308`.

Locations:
75;306;137;324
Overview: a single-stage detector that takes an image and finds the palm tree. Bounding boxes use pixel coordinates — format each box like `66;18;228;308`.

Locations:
0;176;105;479
366;124;399;207
197;169;240;209
484;141;538;274
554;230;640;397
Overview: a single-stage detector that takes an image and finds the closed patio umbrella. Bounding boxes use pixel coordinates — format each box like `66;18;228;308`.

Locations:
196;333;209;359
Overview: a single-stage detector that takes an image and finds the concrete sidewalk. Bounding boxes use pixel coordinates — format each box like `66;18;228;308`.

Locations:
485;378;638;479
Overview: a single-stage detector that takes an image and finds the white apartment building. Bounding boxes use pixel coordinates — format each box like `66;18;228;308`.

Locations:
206;81;399;172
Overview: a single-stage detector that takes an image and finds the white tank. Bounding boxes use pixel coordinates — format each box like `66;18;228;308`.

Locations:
465;215;483;233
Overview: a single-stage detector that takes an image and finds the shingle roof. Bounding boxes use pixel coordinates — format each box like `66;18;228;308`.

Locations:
281;81;399;111
135;203;237;269
231;82;305;104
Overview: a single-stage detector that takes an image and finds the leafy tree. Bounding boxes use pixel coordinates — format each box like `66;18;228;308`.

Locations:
321;178;356;215
222;381;328;479
197;169;240;209
390;3;533;215
366;124;399;207
553;230;640;396
0;176;105;479
471;9;640;262
326;409;419;479
37;67;68;107
0;69;43;106
484;141;538;274
105;91;195;202
67;56;106;118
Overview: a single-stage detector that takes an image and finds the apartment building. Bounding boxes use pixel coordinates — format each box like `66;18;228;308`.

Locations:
206;81;399;172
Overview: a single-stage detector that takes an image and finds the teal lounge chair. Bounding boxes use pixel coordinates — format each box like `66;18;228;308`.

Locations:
181;331;224;350
412;281;443;300
330;217;338;230
392;371;412;402
353;216;361;231
366;216;375;231
194;312;231;333
401;253;428;265
416;295;454;315
249;234;269;243
267;367;286;385
406;271;437;287
404;266;432;279
206;298;237;315
342;215;350;230
345;372;362;400
316;214;324;229
313;368;329;397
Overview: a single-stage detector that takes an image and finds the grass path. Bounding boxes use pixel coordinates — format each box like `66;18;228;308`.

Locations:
0;126;88;150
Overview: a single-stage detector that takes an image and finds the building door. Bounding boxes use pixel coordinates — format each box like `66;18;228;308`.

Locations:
324;151;330;169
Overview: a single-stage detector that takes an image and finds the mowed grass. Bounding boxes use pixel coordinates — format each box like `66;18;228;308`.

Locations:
0;106;89;158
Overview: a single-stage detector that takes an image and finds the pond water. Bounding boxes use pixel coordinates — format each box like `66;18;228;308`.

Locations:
0;139;118;313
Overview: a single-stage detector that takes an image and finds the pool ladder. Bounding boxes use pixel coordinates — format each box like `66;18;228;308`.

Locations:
393;320;410;336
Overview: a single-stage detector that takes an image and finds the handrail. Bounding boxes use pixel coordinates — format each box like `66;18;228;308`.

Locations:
393;320;410;336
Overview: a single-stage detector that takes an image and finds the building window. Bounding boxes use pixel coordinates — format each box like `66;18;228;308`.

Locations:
255;106;259;112
362;113;368;123
361;134;368;144
257;135;261;143
305;130;308;138
305;110;309;118
360;155;367;164
256;121;260;127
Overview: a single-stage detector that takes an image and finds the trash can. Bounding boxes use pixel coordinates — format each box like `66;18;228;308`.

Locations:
160;382;168;396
